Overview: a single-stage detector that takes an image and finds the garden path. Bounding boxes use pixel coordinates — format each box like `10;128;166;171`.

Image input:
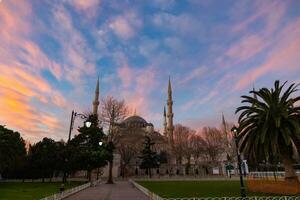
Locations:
63;181;148;200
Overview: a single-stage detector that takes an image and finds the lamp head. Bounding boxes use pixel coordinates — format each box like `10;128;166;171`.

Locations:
85;121;92;128
231;126;238;134
99;141;103;146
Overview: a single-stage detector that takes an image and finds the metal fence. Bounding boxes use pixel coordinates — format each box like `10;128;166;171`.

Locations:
40;179;101;200
129;179;162;200
248;171;300;180
130;179;300;200
162;198;300;200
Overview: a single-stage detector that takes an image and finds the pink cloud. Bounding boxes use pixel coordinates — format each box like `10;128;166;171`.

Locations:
232;0;287;34
225;35;268;62
117;65;133;88
180;90;218;112
114;59;159;121
220;0;288;67
178;66;208;85
109;17;135;39
52;5;96;82
235;18;300;90
65;0;100;11
108;12;142;40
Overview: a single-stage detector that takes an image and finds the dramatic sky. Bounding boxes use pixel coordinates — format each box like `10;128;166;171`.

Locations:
0;0;300;142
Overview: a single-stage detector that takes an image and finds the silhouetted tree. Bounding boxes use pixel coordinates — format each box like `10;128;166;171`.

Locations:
236;80;300;182
72;114;109;181
29;138;61;182
100;96;128;184
0;125;26;179
139;136;159;178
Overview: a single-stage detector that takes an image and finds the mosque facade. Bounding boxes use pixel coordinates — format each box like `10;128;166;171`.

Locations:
91;78;227;177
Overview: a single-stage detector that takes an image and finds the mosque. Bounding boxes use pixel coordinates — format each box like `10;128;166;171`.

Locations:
90;77;214;177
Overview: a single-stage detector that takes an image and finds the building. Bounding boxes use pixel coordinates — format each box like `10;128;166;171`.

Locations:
91;77;227;178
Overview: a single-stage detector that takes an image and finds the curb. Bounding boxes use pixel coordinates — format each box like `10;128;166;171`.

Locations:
40;179;102;200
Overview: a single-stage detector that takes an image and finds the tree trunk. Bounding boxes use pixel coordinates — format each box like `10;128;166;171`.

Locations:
281;151;299;183
62;171;66;183
50;174;53;182
87;170;92;182
149;168;152;178
96;168;99;180
107;160;114;184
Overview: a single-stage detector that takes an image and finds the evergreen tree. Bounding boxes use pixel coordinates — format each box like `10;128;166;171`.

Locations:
139;136;159;178
70;114;109;181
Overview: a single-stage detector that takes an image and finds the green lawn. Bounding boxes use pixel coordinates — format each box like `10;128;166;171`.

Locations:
0;182;84;200
137;180;278;198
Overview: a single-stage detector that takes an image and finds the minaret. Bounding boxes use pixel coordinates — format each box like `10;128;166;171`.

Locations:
222;112;227;134
93;77;100;115
163;106;167;136
167;77;174;148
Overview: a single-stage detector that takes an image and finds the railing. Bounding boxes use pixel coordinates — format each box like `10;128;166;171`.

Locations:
40;179;101;200
162;197;300;200
248;171;300;180
130;179;300;200
129;179;163;200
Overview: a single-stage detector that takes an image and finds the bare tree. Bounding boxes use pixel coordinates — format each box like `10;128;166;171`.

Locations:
100;96;128;184
201;127;225;165
118;143;137;178
173;124;195;165
190;134;207;165
100;96;128;131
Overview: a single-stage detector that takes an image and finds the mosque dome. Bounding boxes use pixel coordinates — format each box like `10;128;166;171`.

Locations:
123;115;147;124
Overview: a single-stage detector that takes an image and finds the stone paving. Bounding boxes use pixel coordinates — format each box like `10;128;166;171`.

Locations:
63;181;149;200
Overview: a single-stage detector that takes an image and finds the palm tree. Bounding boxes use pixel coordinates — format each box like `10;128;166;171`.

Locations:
236;80;300;182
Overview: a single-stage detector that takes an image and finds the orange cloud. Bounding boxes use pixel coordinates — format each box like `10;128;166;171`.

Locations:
0;0;68;142
0;68;67;141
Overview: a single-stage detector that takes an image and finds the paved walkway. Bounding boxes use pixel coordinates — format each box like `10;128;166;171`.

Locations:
63;181;148;200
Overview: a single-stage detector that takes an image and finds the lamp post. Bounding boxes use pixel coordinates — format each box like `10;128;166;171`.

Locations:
231;126;247;198
68;110;90;142
64;110;90;183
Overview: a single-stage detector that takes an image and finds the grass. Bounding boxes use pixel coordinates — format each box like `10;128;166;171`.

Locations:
137;180;278;198
0;181;84;200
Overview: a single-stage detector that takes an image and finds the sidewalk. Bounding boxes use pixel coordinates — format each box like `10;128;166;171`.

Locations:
63;181;148;200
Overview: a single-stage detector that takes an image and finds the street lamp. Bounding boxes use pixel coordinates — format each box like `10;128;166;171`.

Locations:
85;121;92;128
68;110;90;142
64;110;90;183
231;126;247;198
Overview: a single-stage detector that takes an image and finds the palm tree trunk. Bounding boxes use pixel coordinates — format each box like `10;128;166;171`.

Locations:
281;151;299;183
291;136;300;162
